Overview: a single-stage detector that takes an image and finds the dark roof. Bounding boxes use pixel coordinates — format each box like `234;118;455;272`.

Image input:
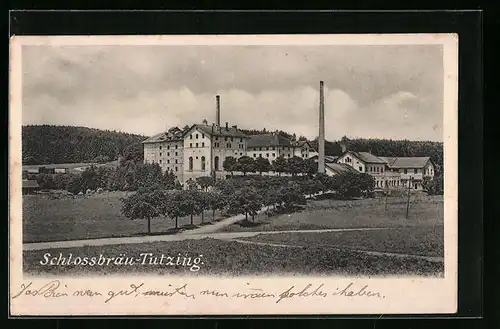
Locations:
309;155;338;163
247;134;293;148
326;163;359;174
347;151;387;164
23;180;39;189
378;156;398;166
142;127;184;144
189;124;249;138
386;157;431;169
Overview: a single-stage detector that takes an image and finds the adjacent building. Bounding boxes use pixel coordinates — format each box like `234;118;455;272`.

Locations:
336;150;435;190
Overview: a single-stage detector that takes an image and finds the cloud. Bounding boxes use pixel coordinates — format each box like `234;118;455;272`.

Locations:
21;44;444;141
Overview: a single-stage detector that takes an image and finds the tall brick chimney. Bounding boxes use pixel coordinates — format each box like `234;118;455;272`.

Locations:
318;81;325;174
216;95;221;130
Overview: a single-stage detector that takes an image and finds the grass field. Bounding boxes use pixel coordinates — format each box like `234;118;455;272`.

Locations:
220;195;444;233
22;192;225;243
239;227;443;257
23;237;444;277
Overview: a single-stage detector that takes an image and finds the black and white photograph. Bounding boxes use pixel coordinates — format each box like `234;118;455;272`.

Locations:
10;34;458;315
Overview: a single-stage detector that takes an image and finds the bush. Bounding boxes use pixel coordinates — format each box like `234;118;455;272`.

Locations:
423;175;443;195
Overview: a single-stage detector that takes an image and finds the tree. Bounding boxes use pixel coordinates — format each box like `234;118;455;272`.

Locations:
303;158;318;176
180;190;200;225
164;191;185;229
228;187;263;221
314;173;331;194
196;176;215;191
272;156;288;176
286;156;305;176
223;156;238;176
423;175;443;195
276;183;306;210
186;178;198;191
334;172;375;199
237;156;255;176
162;170;177;190
254;157;271;175
121;189;164;234
207;191;226;221
196;192;211;223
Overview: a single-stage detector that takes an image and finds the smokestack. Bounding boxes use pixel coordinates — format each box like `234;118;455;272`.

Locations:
318;81;325;174
216;95;221;129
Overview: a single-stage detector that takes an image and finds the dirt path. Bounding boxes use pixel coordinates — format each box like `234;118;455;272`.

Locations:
23;228;390;251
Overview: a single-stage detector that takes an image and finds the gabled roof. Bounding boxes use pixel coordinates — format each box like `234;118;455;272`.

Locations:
378;156;398;166
23;180;39;188
187;124;249;138
142;127;184;144
326;163;359;174
247;134;293;148
386;157;431;169
341;151;387;164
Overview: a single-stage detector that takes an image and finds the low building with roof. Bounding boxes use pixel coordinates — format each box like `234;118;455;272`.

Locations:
22;180;40;195
246;133;294;161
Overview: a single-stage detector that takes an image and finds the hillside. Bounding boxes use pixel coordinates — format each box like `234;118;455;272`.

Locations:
22;125;146;165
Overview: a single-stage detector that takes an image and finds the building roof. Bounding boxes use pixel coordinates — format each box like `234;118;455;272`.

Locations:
189;124;249;138
247;134;293;148
142;127;185;144
385;157;431;169
326;163;359;174
22;180;40;189
347;151;387;164
378;156;398;166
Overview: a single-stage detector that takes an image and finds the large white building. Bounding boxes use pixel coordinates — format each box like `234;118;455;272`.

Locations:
143;95;319;183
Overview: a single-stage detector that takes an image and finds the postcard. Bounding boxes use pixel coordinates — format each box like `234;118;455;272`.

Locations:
10;34;458;315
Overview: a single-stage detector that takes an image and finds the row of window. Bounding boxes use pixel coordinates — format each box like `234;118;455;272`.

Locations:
190;133;205;140
368;166;385;173
189;142;205;148
249;146;291;151
158;152;179;157
158;145;179;150
159;159;179;165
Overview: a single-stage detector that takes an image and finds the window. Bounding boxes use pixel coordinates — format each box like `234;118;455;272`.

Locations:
414;169;418;174
167;152;170;156
201;156;206;171
175;159;178;164
159;153;162;157
240;138;243;142
259;154;262;157
167;160;170;164
190;134;193;139
264;147;268;151
381;168;384;173
359;166;362;171
214;156;219;171
159;146;162;150
190;143;192;148
216;137;219;140
225;137;228;141
231;137;233;142
189;157;193;171
202;134;205;138
202;142;205;147
287;154;291;158
272;153;276;157
404;169;408;174
272;147;275;150
253;154;256;157
175;152;178;156
175;167;178;172
167;146;170;150
196;143;198;148
240;153;243;156
196;134;199;139
259;147;262;151
175;145;178;149
160;160;162;164
266;153;269;158
228;143;232;148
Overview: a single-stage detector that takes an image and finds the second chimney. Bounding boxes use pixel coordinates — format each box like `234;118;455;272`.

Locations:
216;95;221;129
225;122;229;131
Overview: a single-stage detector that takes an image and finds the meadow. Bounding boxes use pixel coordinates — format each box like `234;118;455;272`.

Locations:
22;191;225;243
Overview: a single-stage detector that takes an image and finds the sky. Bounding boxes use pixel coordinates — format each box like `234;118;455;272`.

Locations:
22;44;444;141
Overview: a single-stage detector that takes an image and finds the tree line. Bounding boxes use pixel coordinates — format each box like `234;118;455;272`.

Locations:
120;171;376;235
22;125;145;165
222;155;317;177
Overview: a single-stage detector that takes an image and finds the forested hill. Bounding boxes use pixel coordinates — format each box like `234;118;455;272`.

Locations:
22;125;146;165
